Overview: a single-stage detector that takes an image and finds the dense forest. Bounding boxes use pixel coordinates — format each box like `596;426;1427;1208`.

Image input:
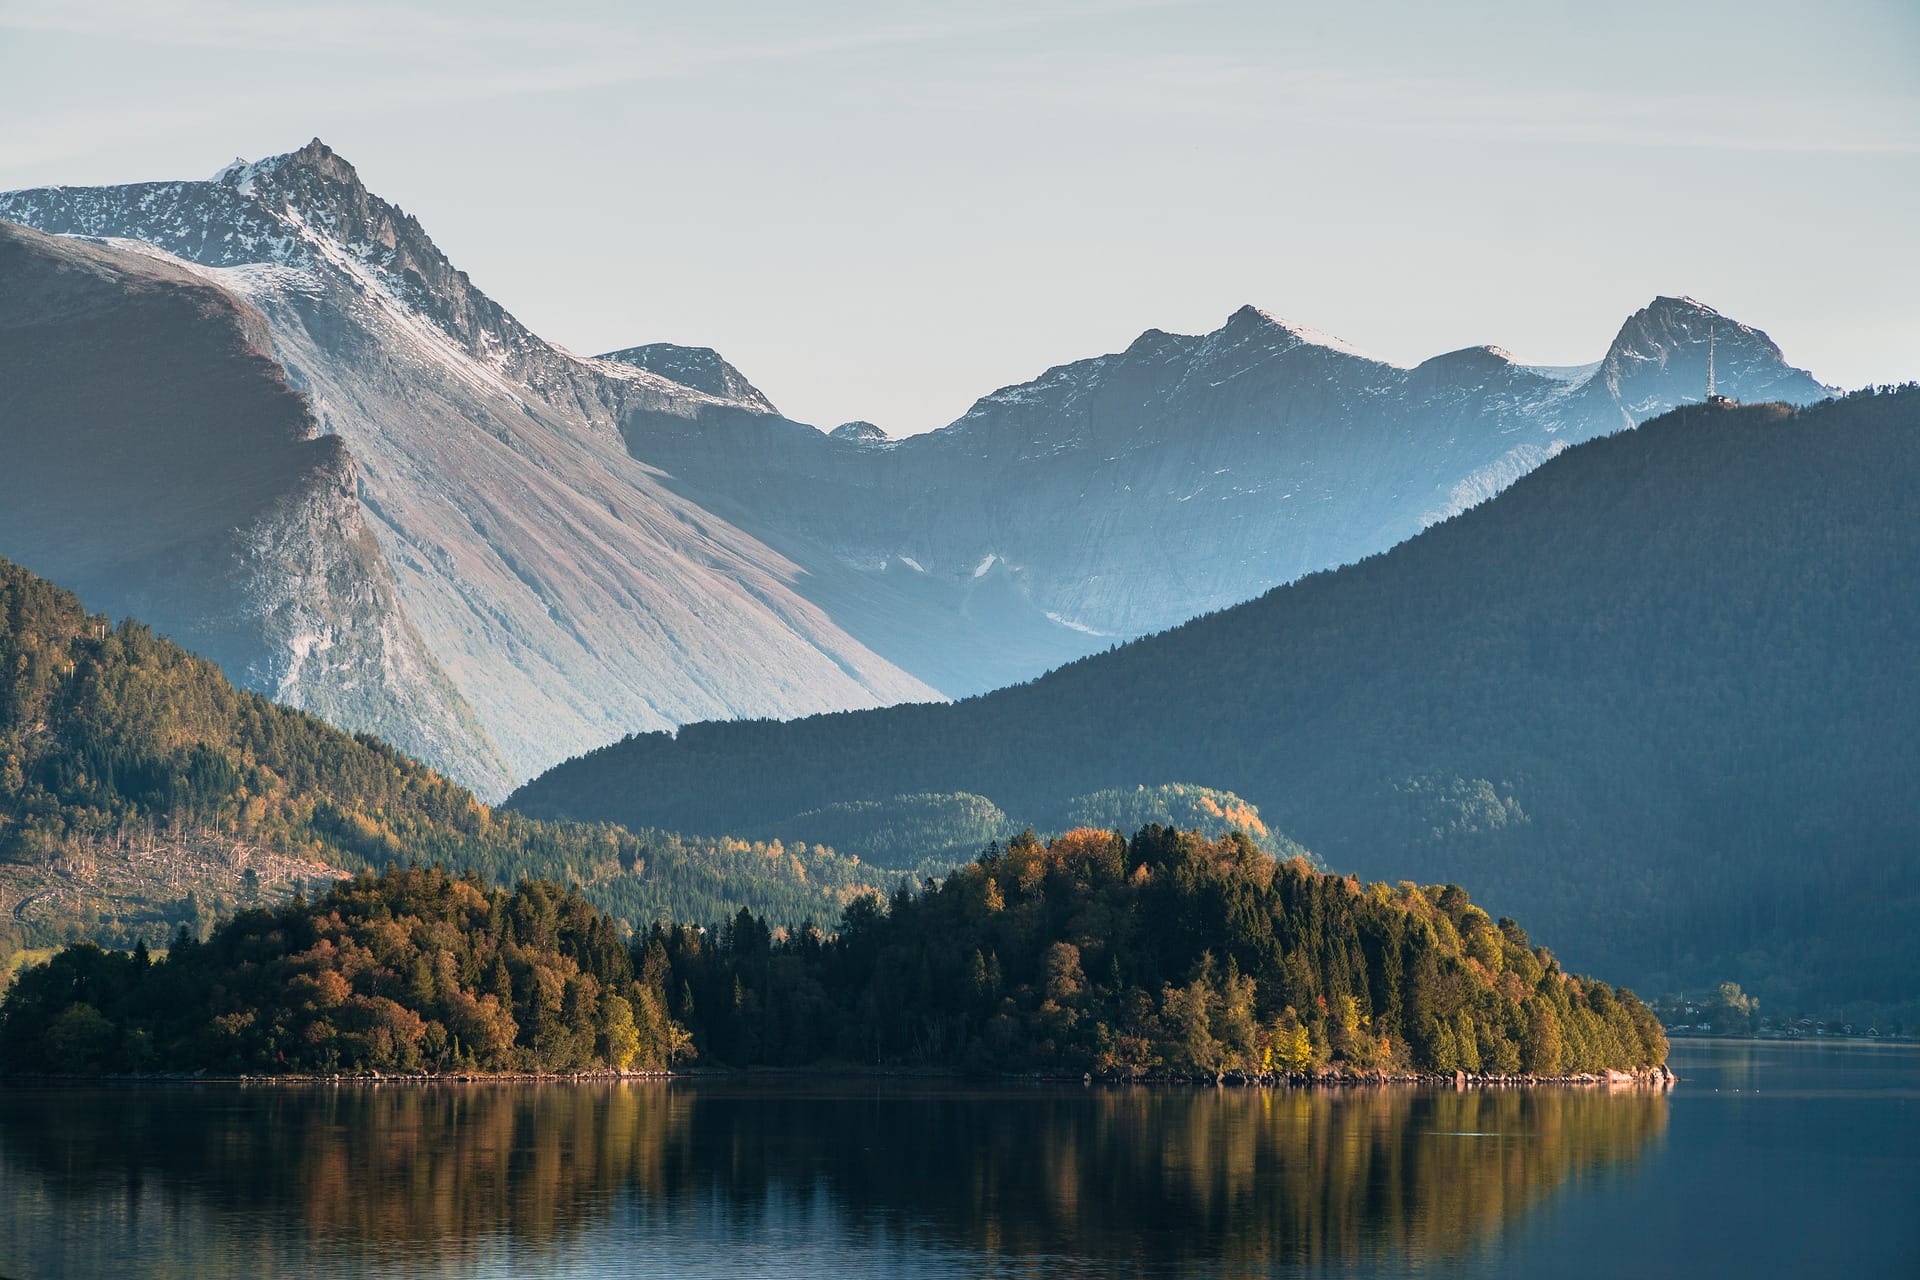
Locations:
0;557;888;968
511;389;1920;1020
0;866;683;1073
0;832;1667;1078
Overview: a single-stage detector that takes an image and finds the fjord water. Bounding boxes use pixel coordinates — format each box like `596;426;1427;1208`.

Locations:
0;1042;1912;1279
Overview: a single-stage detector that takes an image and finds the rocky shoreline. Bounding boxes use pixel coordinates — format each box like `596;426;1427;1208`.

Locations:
1100;1063;1677;1088
0;1063;1677;1088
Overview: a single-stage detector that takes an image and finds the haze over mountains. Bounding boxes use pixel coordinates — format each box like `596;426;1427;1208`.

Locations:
630;294;1827;676
512;390;1920;1014
0;139;1829;794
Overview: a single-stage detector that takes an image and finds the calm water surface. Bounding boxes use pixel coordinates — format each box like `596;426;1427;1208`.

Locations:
0;1041;1913;1278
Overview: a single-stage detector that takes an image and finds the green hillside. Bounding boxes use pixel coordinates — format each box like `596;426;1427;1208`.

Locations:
763;782;1303;874
0;557;888;968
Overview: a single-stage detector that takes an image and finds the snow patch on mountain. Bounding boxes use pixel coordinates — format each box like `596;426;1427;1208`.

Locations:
1424;441;1570;526
1043;610;1111;637
1523;360;1603;384
1219;304;1402;365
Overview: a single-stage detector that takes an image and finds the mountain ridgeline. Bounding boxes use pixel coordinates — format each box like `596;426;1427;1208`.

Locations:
0;840;1668;1079
0;141;1828;793
623;296;1827;697
765;782;1309;875
511;389;1920;1016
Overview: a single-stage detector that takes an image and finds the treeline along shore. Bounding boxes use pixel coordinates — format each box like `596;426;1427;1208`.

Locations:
0;828;1668;1082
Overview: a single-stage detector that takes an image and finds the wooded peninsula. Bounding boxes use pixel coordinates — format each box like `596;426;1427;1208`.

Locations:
0;827;1668;1081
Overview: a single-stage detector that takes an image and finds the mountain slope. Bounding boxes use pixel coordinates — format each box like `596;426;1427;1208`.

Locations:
511;389;1920;1011
0;143;935;792
0;555;891;960
0;220;507;792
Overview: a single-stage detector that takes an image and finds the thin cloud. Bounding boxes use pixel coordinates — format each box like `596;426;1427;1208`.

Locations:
0;1;615;52
0;0;1203;175
971;53;1920;157
0;0;1193;56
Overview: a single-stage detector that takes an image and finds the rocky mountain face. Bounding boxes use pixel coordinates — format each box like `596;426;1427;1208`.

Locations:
616;299;1829;684
599;342;777;413
0;143;934;795
0;139;1832;786
1574;294;1821;424
0;222;504;789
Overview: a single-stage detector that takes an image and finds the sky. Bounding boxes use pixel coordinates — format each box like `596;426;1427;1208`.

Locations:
2;0;1916;433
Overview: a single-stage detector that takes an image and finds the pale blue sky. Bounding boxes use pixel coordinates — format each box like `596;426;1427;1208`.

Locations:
3;0;1916;432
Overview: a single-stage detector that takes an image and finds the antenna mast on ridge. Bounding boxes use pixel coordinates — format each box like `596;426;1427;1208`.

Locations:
1706;323;1716;400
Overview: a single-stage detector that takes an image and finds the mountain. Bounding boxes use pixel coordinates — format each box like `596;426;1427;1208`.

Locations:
509;389;1920;1015
0;555;894;966
0;142;933;794
0;141;1831;780
615;298;1830;687
1573;295;1825;422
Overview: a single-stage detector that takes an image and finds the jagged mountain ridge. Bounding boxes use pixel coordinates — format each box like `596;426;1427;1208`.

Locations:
0;143;936;794
15;144;550;374
0;140;1832;779
613;298;1828;655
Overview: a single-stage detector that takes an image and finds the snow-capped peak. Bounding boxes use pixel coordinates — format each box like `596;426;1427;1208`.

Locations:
209;153;284;197
208;138;349;195
1421;344;1518;368
1649;294;1720;318
1219;304;1385;363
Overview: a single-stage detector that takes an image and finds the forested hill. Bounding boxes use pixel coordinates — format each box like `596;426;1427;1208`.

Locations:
511;388;1920;1016
0;558;887;956
0;837;1668;1078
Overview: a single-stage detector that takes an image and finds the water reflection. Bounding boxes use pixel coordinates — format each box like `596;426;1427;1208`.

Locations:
0;1080;1667;1279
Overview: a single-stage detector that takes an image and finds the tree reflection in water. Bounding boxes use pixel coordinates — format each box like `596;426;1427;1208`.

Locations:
0;1080;1665;1279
